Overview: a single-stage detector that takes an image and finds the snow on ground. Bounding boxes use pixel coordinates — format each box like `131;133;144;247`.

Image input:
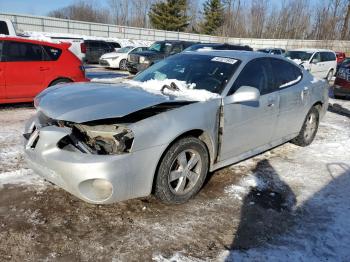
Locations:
0;105;48;191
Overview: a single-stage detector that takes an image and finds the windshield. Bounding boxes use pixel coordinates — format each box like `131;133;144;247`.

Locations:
117;46;134;53
258;49;270;53
148;42;172;53
340;58;350;68
285;51;313;61
133;54;240;94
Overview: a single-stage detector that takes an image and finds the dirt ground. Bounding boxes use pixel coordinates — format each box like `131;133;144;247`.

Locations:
0;80;349;261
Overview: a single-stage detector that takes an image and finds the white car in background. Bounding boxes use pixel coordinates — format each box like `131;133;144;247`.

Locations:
99;46;148;70
285;49;337;81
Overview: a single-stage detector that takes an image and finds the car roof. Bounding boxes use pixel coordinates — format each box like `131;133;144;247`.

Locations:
183;50;286;62
0;35;69;48
291;48;335;53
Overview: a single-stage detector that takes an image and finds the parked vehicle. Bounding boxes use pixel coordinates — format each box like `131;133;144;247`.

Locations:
334;58;350;99
0;18;17;36
184;43;253;52
0;37;88;104
48;36;86;61
126;40;198;74
336;52;346;64
24;51;328;204
285;49;337;81
84;40;121;64
99;46;148;70
257;48;285;55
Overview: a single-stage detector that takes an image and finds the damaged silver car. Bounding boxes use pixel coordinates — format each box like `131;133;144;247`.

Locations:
24;51;328;204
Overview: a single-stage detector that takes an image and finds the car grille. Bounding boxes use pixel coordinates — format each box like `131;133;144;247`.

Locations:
128;54;139;63
99;59;110;66
337;68;350;81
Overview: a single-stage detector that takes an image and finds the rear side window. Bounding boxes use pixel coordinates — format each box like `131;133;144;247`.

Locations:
229;58;274;96
109;42;121;49
320;52;334;62
3;41;43;62
270;58;302;88
42;45;62;61
0;21;9;35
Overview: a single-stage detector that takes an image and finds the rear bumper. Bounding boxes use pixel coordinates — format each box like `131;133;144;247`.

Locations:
334;85;350;97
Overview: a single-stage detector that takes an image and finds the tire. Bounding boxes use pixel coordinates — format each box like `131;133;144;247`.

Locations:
119;59;127;71
291;107;319;147
154;137;209;204
326;69;334;82
49;79;72;87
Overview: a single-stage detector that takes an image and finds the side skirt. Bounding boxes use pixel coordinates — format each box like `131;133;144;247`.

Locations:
210;133;298;172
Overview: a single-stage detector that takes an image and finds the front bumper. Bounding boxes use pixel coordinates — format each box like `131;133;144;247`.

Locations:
99;59;110;67
126;61;150;74
23;123;167;204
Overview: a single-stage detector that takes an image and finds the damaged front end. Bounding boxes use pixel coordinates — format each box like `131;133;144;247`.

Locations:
57;123;134;155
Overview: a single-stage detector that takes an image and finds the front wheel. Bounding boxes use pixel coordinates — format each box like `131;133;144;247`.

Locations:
119;59;127;71
291;107;319;147
326;69;334;82
154;137;209;204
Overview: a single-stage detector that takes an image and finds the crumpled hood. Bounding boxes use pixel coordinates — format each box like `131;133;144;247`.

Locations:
35;82;170;123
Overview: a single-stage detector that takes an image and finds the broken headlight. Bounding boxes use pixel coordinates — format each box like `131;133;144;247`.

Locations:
59;124;134;155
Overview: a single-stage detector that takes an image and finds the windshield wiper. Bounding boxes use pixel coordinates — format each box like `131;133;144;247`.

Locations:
161;82;180;94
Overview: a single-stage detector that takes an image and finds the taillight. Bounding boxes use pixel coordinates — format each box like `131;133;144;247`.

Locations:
81;43;86;53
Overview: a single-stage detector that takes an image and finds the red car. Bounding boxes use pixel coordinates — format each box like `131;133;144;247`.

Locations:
334;58;350;99
0;37;88;104
336;52;346;64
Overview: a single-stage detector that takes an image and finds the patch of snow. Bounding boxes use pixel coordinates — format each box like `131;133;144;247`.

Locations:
125;79;221;102
0;169;47;191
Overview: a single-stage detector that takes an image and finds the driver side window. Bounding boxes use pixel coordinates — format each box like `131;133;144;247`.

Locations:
228;58;273;96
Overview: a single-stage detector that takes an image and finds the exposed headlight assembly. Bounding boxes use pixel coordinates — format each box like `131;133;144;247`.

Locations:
58;124;134;155
139;56;150;64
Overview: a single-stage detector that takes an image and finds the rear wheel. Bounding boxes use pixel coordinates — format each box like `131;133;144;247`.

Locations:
155;137;209;204
119;59;127;70
291;107;319;147
49;78;72;87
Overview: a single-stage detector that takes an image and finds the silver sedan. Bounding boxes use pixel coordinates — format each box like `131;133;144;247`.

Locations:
24;51;328;204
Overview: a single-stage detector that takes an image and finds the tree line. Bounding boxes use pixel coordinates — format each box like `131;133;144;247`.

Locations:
48;0;350;40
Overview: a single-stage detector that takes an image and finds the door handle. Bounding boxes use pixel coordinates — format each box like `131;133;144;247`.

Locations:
40;67;49;71
267;102;275;107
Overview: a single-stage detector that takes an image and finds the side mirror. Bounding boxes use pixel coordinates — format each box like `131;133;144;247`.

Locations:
225;86;260;104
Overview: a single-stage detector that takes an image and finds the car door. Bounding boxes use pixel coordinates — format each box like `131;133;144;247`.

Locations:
0;41;5;99
3;40;45;99
219;58;280;161
309;52;323;78
270;58;306;139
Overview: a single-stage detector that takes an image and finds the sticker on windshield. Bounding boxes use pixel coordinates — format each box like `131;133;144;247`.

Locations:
211;57;238;65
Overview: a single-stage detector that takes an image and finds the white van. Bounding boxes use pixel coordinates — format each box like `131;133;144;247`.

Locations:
285;49;337;81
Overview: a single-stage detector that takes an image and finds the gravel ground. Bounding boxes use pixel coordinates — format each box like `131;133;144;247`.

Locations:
0;72;349;261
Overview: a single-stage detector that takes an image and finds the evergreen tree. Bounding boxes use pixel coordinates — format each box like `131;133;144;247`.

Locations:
149;0;190;32
200;0;225;35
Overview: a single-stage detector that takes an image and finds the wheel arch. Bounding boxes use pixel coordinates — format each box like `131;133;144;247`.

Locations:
48;77;73;87
151;129;215;193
